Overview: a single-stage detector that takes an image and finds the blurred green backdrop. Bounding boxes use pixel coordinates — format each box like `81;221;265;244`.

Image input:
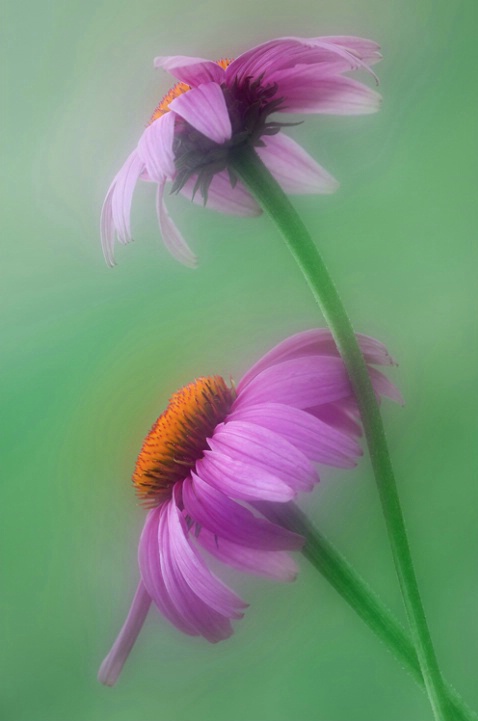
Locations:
2;0;477;719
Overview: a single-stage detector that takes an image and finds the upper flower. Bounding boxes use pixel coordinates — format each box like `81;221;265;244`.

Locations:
98;328;400;686
101;36;382;267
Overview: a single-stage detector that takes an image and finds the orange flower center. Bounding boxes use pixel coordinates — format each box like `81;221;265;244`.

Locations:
133;376;236;506
149;58;233;124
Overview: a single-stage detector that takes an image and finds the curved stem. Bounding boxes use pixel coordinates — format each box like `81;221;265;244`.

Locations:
231;145;451;720
257;502;475;721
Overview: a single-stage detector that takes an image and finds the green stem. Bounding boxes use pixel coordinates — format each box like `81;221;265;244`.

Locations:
231;145;451;720
259;502;476;721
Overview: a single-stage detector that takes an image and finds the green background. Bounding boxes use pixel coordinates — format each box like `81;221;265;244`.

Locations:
2;0;477;719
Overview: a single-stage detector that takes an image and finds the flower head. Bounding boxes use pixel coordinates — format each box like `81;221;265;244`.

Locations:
101;36;382;267
98;329;401;685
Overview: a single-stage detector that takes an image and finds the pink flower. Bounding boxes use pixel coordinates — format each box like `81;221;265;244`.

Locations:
101;36;382;266
98;329;400;685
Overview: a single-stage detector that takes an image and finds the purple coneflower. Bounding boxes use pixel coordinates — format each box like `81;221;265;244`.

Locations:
101;36;381;267
98;329;400;686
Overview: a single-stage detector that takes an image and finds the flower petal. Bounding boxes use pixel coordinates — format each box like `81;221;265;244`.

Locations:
238;329;396;391
269;67;382;115
230;402;362;467
197;528;299;581
209;421;318;492
256;132;339;194
155;180;198;267
320;36;382;65
166;495;247;618
307;401;363;438
138;507;198;636
110;150;144;244
97;581;151;686
180;171;261;217
149;501;241;643
154;55;226;86
196;450;295;502
100;182;116;267
137;113;176;180
170;83;232;143
183;474;303;550
156;503;235;641
226;36;379;85
235;356;352;410
369;367;404;405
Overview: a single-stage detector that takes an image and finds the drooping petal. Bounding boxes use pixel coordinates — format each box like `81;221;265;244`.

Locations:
138;507;198;636
166;496;247;618
235;356;352;410
159;522;232;643
209;421;318;492
307;401;363;438
154;55;226;86
196;450;295;502
157;505;235;642
183;474;303;550
369;367;404;405
226;36;379;86
169;83;232;143
180;171;261;217
110;150;144;245
285;36;381;76
320;36;382;65
155;180;198;267
230;402;362;467
197;528;300;581
100;182;116;267
256;132;339;194
97;581;151;687
269;67;381;115
137;113;176;180
238;329;396;391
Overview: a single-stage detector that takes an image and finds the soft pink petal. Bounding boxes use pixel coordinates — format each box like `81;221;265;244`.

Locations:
239;329;335;390
196;450;295;502
226;36;379;86
180;171;261;217
183;474;303;550
209;421;318;492
238;329;395;391
308;402;363;438
110;150;144;244
369;367;404;405
170;83;232;143
197;528;300;581
235;356;352;410
100;182;116;267
269;67;381;115
256;133;339;194
137;113;176;180
154;55;226;86
166;497;247;618
230;402;362;467
138;507;198;636
155;180;198;267
288;36;380;78
97;581;151;686
319;36;382;65
158;501;237;641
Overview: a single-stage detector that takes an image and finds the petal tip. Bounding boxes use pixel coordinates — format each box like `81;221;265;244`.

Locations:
324;177;340;194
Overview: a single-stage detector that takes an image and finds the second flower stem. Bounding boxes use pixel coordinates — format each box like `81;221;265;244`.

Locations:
257;501;475;721
231;145;450;721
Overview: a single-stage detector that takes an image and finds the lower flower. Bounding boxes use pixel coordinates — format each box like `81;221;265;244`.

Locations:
98;329;401;685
